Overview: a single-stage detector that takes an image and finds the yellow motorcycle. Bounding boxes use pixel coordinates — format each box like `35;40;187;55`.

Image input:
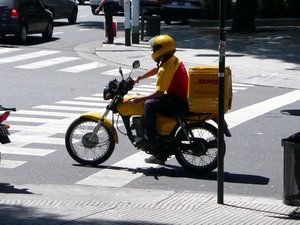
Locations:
65;60;232;173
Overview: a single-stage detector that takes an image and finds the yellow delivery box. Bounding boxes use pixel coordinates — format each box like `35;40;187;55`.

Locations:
188;66;232;114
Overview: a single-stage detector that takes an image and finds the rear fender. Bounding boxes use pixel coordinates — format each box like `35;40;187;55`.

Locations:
80;112;118;143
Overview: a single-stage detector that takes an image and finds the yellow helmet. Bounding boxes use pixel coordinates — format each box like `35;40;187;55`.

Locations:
149;35;176;62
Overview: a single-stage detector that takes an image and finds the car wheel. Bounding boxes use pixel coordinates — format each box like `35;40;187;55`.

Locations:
68;7;78;24
91;8;99;15
164;19;171;25
42;22;53;40
16;25;27;43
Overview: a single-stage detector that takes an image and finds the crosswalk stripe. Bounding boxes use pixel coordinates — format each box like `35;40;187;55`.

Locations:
10;125;67;133
74;97;103;101
0;160;27;169
56;101;108;107
15;110;79;118
16;56;80;69
10;135;64;145
0;50;59;64
59;62;106;73
8;116;65;124
0;47;23;55
77;151;156;187
1;146;55;156
226;90;300;129
76;90;300;188
101;68;131;76
34;105;102;112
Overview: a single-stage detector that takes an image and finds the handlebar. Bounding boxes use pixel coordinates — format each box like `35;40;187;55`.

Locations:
0;105;17;112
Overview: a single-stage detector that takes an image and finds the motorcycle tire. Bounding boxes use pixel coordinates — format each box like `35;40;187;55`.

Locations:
65;117;115;166
175;122;225;174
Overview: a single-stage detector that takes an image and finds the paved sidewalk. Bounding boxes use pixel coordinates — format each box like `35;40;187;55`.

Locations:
0;184;299;224
95;24;300;89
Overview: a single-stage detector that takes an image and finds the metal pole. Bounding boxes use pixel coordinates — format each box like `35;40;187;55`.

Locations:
124;0;131;46
132;0;140;44
217;0;226;205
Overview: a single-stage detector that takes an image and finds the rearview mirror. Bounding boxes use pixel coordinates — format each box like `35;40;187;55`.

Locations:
132;60;140;69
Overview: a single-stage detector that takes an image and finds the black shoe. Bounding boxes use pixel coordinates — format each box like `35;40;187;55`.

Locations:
145;155;166;165
103;40;113;44
136;138;151;148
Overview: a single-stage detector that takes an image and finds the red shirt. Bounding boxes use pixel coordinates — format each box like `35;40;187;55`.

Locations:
156;55;188;101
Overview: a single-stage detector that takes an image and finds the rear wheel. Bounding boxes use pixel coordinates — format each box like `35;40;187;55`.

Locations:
42;22;53;40
16;25;27;43
65;117;115;166
68;7;78;24
175;122;224;174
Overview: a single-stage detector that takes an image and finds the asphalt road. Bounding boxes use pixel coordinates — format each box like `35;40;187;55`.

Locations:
1;5;299;200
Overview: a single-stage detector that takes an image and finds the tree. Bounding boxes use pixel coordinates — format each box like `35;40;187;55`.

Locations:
231;0;258;32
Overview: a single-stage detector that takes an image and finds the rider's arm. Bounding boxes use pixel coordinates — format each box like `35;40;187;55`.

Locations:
135;67;157;83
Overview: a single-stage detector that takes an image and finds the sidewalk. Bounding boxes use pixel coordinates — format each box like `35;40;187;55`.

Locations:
0;183;299;224
1;23;300;224
95;23;300;89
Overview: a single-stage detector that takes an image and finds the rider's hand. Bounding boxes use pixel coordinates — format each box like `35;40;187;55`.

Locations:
128;98;141;104
134;76;141;84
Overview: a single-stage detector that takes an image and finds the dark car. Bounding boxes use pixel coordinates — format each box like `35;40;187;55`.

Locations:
161;0;202;24
0;0;53;43
43;0;78;24
141;0;202;24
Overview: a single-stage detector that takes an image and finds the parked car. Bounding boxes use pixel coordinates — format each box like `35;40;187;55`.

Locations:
43;0;78;24
0;0;53;43
141;0;202;24
161;0;202;24
77;0;85;5
90;0;123;15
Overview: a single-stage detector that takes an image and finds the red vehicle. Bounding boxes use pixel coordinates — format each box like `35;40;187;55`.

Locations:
0;105;16;145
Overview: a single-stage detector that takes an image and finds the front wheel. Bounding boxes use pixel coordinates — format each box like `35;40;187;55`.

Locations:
65;117;115;166
175;122;225;174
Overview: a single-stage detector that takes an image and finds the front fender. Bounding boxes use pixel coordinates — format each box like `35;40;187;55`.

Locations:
80;112;118;143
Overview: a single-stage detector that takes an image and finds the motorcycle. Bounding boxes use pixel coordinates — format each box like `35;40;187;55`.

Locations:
65;60;231;174
0;105;16;145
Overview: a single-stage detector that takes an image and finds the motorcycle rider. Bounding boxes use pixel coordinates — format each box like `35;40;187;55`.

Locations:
129;35;189;165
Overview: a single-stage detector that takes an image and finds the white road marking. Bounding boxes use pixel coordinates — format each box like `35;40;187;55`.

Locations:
101;68;131;76
56;101;108;107
1;146;55;156
0;47;23;55
35;105;102;112
16;57;80;69
74;97;103;101
226;90;300;129
10;135;64;145
59;62;106;73
77;151;158;187
0;160;27;169
15;110;79;118
0;50;59;64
